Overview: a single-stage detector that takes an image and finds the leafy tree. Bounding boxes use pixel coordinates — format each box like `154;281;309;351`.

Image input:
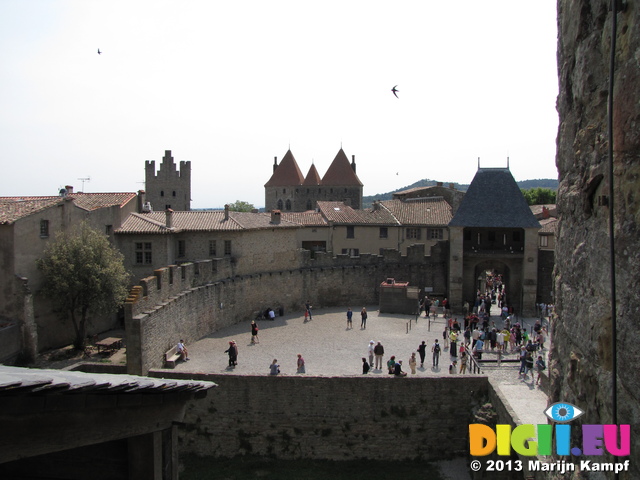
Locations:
521;187;556;206
227;200;256;212
36;222;129;350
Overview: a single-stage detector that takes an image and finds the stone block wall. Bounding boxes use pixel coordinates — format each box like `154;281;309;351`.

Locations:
554;1;639;478
126;244;449;375
151;372;489;461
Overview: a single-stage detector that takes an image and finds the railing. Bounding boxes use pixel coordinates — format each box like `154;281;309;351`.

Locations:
463;344;482;374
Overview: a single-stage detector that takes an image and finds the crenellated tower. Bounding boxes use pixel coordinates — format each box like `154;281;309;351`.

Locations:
145;150;191;211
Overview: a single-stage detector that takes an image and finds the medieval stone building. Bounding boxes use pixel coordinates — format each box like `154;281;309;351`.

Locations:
448;167;541;316
264;148;363;211
145;150;191;211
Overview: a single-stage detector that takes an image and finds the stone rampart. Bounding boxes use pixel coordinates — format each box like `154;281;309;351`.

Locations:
126;243;448;375
150;371;488;461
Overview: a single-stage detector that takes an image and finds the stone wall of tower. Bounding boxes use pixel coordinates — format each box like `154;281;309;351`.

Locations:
145;150;191;211
265;184;363;212
553;1;640;477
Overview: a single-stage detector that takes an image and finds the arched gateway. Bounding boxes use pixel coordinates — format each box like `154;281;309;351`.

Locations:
447;167;540;316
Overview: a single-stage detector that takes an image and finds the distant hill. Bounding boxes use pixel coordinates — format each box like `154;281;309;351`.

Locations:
362;178;558;209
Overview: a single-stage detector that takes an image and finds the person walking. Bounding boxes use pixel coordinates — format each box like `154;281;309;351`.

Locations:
304;301;313;321
408;352;417;374
535;355;546;385
346;308;353;329
360;307;368;329
367;340;375;367
432;339;441;367
362;357;370;374
296;353;305;373
224;341;238;367
251;320;259;344
459;350;468;374
374;341;384;370
417;341;427;367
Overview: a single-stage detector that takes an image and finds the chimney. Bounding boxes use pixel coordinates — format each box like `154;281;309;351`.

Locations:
165;208;174;228
224;204;230;220
65;185;74;194
273;156;278;173
542;206;550;219
137;190;147;212
449;183;455;190
271;210;281;224
372;201;380;211
351;155;356;173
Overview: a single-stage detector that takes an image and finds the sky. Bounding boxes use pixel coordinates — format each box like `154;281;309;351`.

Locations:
0;1;559;209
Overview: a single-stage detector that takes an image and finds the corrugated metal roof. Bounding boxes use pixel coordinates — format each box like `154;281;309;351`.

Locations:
0;365;216;396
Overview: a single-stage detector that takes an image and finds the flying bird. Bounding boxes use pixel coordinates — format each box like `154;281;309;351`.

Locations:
391;85;399;98
97;49;101;55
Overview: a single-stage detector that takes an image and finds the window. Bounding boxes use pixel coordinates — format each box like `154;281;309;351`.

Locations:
277;199;283;210
209;240;217;256
379;227;388;239
136;242;153;264
40;220;49;238
160;191;164;197
306;200;313;210
224;240;232;255
406;228;421;240
178;240;185;257
172;191;176;197
429;228;443;239
346;226;355;238
285;199;292;210
105;225;112;235
540;236;549;247
513;231;521;242
464;230;472;241
487;231;496;242
341;248;359;257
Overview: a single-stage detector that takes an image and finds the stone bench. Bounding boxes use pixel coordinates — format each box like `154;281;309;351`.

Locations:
164;345;181;368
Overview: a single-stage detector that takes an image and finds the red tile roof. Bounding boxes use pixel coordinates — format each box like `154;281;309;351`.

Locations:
302;164;322;186
380;198;452;226
264;150;305;187
321;149;362;186
0;193;137;224
115;211;300;234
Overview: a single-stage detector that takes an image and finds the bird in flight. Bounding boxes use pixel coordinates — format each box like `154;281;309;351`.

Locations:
391;85;399;98
97;49;101;55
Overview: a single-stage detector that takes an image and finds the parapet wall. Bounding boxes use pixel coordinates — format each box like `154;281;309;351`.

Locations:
150;371;488;462
126;243;448;375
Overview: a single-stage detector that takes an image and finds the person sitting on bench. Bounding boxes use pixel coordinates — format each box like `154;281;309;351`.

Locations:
177;339;189;361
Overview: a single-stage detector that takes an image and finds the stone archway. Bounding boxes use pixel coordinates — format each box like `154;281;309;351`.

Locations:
464;259;518;316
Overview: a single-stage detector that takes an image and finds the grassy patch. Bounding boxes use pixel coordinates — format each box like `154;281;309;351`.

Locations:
180;455;443;480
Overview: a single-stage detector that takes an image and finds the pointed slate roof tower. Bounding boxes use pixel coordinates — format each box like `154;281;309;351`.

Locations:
449;167;540;228
321;148;363;186
264;150;305;187
302;164;322;186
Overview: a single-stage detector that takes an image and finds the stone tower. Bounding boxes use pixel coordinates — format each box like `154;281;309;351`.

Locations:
264;148;363;211
145;150;191;211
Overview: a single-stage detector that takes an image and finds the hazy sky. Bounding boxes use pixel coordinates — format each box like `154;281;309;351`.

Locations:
0;1;559;209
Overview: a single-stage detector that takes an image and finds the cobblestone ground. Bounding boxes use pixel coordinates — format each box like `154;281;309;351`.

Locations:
175;306;551;480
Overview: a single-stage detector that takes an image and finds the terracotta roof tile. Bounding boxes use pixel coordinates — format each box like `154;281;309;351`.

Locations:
264;150;305;187
115;211;300;234
380;198;452;226
280;211;327;226
539;217;557;234
302;164;322;186
321;149;362;186
0;193;137;224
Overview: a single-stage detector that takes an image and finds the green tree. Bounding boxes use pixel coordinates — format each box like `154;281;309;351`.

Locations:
521;187;556;205
227;200;255;212
36;222;130;350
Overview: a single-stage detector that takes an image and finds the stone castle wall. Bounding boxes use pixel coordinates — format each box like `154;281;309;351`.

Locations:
150;371;488;461
125;243;448;375
554;1;639;478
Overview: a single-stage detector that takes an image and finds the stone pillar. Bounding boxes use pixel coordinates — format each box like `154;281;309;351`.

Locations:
448;226;464;314
521;228;539;317
128;431;163;480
